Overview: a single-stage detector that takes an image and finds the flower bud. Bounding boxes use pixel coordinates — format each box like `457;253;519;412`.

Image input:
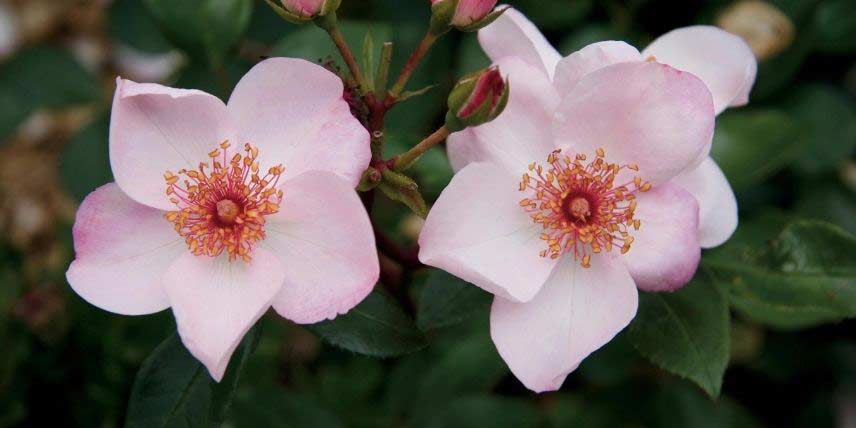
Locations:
282;0;324;17
429;0;506;34
265;0;340;24
445;66;509;131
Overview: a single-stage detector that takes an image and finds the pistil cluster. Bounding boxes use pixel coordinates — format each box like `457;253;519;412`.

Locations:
518;148;651;268
164;141;284;262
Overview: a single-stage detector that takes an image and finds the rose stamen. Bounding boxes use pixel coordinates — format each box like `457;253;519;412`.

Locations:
164;141;284;262
518;147;651;268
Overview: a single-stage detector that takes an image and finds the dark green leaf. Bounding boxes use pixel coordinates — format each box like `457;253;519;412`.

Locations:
785;84;856;174
796;177;856;234
710;109;805;189
514;0;593;30
0;46;100;141
421;396;540;428
307;290;427;357
409;333;507;425
230;387;344;428
652;381;761;428
109;0;173;54
60;115;112;202
813;0;856;53
752;34;813;100
706;220;856;329
627;269;730;398
125;327;260;428
143;0;253;63
416;269;490;331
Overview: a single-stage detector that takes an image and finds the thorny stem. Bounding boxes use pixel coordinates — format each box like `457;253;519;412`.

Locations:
393;126;451;171
389;32;438;97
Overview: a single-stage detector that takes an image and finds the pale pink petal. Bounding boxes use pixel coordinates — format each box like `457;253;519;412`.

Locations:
490;254;637;392
227;58;370;187
552;61;715;185
643;26;757;115
621;184;700;292
478;7;561;78
553;41;642;96
673;157;738;248
264;171;378;324
419;162;556;303
447;57;559;173
163;249;285;381
66;183;182;315
110;78;234;210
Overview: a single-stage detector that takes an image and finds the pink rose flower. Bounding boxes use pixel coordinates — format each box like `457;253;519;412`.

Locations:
281;0;325;17
431;0;497;27
419;8;756;392
66;58;379;381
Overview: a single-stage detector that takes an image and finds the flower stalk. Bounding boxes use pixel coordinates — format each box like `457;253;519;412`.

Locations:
393;126;451;171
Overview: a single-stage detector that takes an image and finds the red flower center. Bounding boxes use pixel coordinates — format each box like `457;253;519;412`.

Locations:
163;141;284;262
518;148;651;268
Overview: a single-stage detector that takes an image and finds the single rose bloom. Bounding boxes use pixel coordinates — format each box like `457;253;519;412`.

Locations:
419;7;756;392
66;58;379;381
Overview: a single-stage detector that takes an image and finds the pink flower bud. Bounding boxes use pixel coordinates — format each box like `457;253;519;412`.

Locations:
458;66;505;118
446;66;509;131
431;0;497;27
281;0;325;17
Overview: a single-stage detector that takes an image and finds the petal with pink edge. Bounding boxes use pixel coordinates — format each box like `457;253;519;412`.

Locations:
553;41;642;97
67;183;182;315
622;183;700;292
447;57;559;173
419;162;556;303
109;78;233;211
552;61;715;185
163;249;285;381
227;58;370;188
490;254;638;392
478;7;561;78
643;26;757;115
265;171;378;324
673;157;738;248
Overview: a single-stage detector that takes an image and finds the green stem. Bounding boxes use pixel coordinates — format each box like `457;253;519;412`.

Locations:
393;126;451;171
322;18;367;91
389;32;438;97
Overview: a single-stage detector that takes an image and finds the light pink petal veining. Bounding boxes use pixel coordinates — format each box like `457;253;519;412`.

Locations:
621;183;701;292
66;183;182;315
227;58;370;188
490;253;638;392
163;248;285;381
642;25;757;115
552;61;715;185
109;78;234;211
672;157;738;248
419;162;556;303
265;171;378;324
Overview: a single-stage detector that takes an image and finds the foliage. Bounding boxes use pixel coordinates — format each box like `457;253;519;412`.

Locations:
0;0;854;426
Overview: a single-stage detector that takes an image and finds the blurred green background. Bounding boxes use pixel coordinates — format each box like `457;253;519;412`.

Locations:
0;0;854;426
